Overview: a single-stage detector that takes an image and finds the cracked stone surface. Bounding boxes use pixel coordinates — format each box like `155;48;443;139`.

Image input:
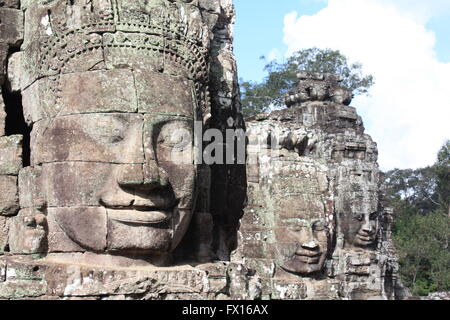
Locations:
0;1;407;300
234;72;406;300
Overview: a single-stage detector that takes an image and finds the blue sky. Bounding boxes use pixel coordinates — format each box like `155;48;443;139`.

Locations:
233;0;450;170
428;15;450;62
235;0;326;82
235;0;450;82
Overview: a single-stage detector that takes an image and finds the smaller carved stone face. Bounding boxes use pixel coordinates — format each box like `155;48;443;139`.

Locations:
276;219;329;275
340;193;379;249
268;160;333;275
246;136;334;276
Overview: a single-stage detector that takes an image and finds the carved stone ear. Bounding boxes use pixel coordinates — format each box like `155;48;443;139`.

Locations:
54;207;107;252
8;208;47;254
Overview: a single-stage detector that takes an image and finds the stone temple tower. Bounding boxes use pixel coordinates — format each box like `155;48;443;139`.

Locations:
0;1;405;300
235;71;406;300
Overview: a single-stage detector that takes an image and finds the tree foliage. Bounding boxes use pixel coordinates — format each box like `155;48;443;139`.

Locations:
240;48;375;116
393;209;450;296
435;141;450;215
385;140;450;296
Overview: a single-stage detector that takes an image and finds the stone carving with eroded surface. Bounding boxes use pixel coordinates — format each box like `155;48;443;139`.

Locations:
0;1;408;300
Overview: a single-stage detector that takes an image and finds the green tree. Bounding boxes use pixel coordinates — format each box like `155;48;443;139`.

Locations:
435;141;450;215
386;140;450;296
393;209;450;295
384;167;439;215
240;48;374;116
384;140;449;215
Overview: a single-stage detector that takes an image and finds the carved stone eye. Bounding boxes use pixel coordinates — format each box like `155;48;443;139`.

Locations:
158;122;191;148
110;135;124;144
289;222;306;232
313;222;325;232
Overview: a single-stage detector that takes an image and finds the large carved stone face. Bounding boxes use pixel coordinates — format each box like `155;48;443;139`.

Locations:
19;0;210;262
340;192;379;249
97;116;195;255
29;71;197;258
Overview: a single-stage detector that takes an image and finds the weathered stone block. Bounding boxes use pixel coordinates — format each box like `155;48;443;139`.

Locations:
5;258;45;281
271;279;307;300
0;135;23;175
42;162;113;207
240;208;269;232
18;166;45;209
23;0;115;41
19;38;56;90
107;218;172;253
0;259;5;281
198;0;221;13
0;216;9;253
21;76;56;124
0;43;8;85
207;277;228;293
0;175;19;216
22;69;138;123
6;51;22;92
0;0;20;9
227;263;262;300
103;35;162;72
46;208;84;253
0;96;5;136
8;208;47;254
135;71;195;116
198;263;229;278
58;33;106;74
237;239;267;259
42;263;207;297
0;8;24;46
0;280;46;299
51;207;107;252
58;69;138;115
31;114;144;164
243;259;276;280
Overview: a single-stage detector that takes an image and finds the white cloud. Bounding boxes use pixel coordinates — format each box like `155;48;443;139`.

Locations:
267;48;282;62
283;0;450;170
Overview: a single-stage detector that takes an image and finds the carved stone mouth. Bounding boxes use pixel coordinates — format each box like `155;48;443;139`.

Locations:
294;252;322;264
296;250;321;257
356;233;374;243
107;209;171;225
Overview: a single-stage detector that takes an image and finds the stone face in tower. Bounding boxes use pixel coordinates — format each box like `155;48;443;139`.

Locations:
0;1;250;300
236;71;403;300
0;2;405;300
12;0;218;263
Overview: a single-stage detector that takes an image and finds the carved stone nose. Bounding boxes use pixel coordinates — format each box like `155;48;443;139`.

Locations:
115;162;168;191
362;220;373;233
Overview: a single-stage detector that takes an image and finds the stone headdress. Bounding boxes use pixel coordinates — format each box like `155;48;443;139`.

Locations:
21;0;212;122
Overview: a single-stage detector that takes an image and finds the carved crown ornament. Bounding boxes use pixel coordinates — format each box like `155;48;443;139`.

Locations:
23;0;211;119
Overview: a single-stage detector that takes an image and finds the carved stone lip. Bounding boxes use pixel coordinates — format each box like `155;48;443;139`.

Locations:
294;253;322;264
296;250;321;258
107;209;171;225
356;233;374;243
